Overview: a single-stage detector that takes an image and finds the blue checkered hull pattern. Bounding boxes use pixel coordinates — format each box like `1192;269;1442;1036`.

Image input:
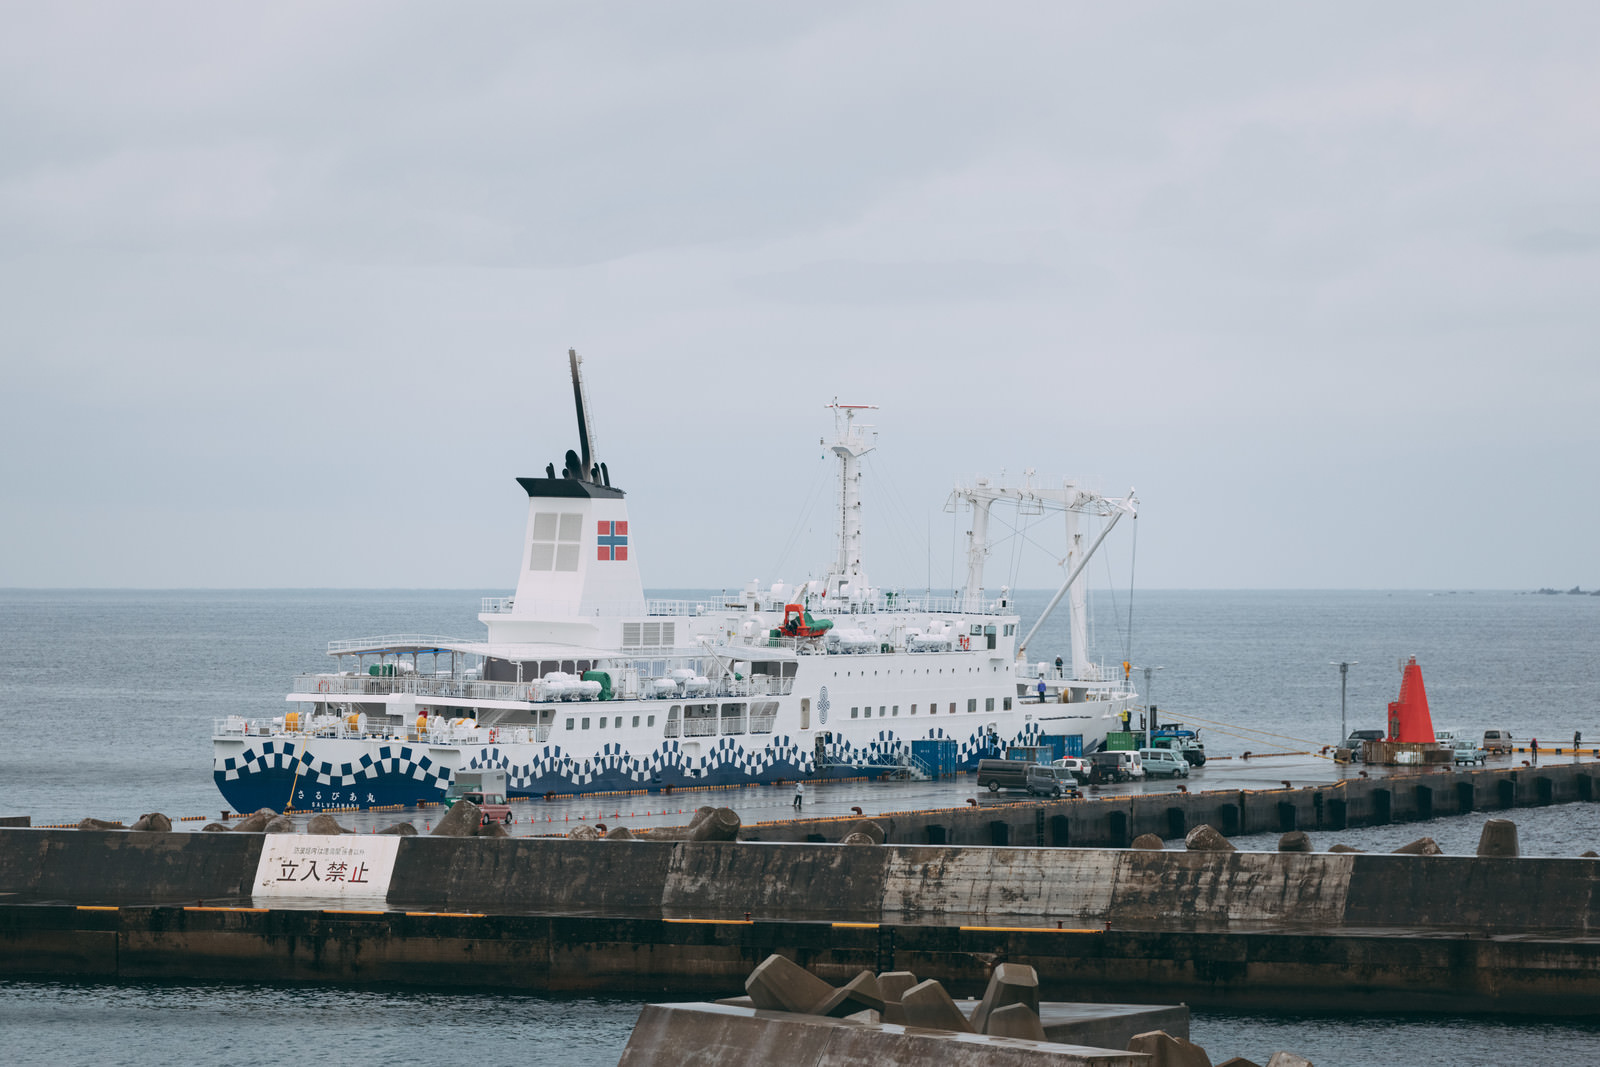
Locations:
213;722;1044;809
466;722;1044;796
214;740;453;813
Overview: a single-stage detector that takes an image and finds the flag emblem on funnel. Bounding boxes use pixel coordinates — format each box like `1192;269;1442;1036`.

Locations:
597;520;628;561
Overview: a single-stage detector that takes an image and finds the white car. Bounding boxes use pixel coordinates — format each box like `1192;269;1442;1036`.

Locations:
1137;748;1191;779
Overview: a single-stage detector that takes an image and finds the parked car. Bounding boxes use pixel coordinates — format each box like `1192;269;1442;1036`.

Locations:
1087;750;1144;784
1052;757;1090;782
977;758;1035;793
1342;729;1385;761
459;790;513;824
1452;740;1488;765
1137;748;1191;779
1482;729;1514;755
1026;765;1082;798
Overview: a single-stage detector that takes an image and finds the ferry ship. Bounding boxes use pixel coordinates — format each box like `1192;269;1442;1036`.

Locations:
213;353;1138;812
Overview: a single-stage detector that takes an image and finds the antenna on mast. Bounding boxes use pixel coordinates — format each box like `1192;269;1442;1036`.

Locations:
566;349;599;483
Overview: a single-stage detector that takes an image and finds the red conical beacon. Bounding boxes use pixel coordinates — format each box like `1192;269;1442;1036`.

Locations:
1386;655;1436;743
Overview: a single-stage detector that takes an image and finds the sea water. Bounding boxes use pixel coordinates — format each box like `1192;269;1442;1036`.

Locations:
2;587;1598;1064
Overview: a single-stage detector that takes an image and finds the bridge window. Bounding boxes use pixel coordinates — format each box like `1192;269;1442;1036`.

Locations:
599;717;607;728
852;707;859;718
1003;697;1012;711
986;698;995;712
892;705;899;716
581;717;591;729
968;700;977;713
632;715;640;727
566;718;574;730
647;715;656;727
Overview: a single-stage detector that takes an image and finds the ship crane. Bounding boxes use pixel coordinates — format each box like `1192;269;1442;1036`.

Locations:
946;475;1136;680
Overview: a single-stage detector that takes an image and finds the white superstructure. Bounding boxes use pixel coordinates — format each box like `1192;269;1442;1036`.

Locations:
213;353;1137;812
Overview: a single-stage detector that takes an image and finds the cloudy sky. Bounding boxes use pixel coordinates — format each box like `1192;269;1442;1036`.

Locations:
2;2;1597;590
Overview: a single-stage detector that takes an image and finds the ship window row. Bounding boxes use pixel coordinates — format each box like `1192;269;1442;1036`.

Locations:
566;714;659;731
848;697;1008;717
835;665;1010;678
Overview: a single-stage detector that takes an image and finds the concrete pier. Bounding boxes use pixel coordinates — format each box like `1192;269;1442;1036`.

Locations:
4;826;1600;1013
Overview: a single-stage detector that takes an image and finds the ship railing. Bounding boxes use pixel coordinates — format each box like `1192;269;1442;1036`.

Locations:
663;721;681;738
720;715;746;736
213;716;415;742
682;719;719;737
749;712;777;734
292;673;544;703
472;593;1013;619
326;634;468;655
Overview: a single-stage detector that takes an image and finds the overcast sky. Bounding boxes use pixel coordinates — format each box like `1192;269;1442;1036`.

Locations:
2;2;1597;590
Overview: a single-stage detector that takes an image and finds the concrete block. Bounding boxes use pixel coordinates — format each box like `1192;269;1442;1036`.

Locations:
901;978;975;1033
262;815;295;833
305;813;350;835
229;809;277;833
1265;1054;1313;1067
1582;850;1598;858
1041;1004;1191;1049
1127;1029;1213;1066
815;970;887;1018
76;818;124;831
986;1003;1048;1041
1215;1060;1262;1067
430;800;482;837
842;833;877;845
1276;831;1311;853
477;819;508;838
377;821;417;835
971;962;1041;1034
1131;834;1165;850
744;953;834;1014
618;1002;1145;1065
689;807;741;842
842;1008;881;1024
606;826;635;840
877;971;919;1003
568;824;600;840
1478;819;1519;858
846;820;886;845
1392;837;1442;855
130;813;172;833
201;822;229;832
1327;843;1363;853
1184;825;1235;852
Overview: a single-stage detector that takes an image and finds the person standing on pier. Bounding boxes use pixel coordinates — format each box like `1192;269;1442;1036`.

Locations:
1531;737;1539;764
1575;731;1582;755
793;781;804;811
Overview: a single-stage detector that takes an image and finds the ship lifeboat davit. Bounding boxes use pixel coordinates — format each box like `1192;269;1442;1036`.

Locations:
1387;655;1436;743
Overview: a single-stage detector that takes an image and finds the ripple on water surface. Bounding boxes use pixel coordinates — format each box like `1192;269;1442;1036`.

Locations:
0;980;644;1067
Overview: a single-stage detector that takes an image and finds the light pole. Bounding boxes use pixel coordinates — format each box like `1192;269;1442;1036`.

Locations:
1141;665;1164;748
1330;660;1358;742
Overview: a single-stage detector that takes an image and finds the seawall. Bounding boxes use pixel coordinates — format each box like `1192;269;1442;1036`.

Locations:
741;761;1600;847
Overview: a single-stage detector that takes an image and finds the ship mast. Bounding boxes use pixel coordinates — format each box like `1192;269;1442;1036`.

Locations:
823;401;878;602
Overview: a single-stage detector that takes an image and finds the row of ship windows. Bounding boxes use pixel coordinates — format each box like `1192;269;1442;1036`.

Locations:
568;714;657;730
852;697;1010;717
836;666;1010;677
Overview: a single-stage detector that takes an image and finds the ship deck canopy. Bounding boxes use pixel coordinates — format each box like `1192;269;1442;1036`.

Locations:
324;636;620;662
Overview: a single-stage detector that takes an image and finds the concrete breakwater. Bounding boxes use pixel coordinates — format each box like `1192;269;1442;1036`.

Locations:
741;760;1600;848
4;825;1600;1013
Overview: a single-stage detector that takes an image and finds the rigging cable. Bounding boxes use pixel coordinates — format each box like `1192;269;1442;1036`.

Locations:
1124;514;1138;666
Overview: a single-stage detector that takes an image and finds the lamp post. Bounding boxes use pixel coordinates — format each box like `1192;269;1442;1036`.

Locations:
1330;660;1357;742
1141;665;1164;748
